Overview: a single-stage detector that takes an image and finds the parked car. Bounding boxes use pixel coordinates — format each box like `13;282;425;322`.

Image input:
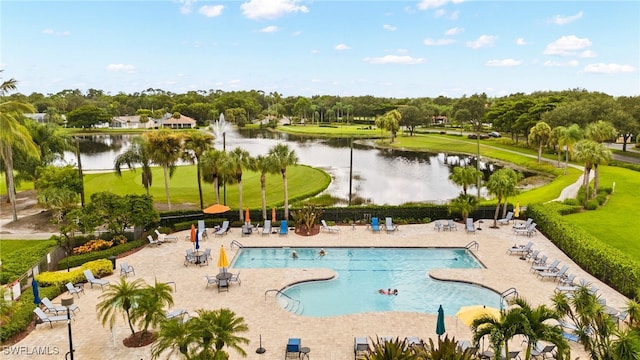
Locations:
488;131;501;138
467;134;489;139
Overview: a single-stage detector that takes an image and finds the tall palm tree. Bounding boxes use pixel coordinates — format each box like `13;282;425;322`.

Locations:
573;140;599;206
132;279;174;336
188;308;249;359
182;131;214;209
589;142;612;198
254;155;277;220
448;194;478;222
268;144;298;220
96;277;146;335
472;308;523;360
200;149;229;205
449;166;482;196
0;77;40;221
143;130;184;209
557;124;583;175
585;121;616;197
114;136;154;194
227;147;252;221
486;168;520;228
509;298;569;360
528;121;552;163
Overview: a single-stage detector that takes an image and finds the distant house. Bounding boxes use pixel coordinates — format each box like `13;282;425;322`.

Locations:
111;115;155;129
161;115;196;129
433;116;448;125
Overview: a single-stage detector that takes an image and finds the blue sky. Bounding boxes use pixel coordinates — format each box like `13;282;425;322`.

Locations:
2;0;639;98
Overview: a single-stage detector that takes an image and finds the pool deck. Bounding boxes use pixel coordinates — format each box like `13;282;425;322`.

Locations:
11;220;628;359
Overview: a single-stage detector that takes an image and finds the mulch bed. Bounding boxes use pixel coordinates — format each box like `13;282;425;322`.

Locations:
122;331;157;348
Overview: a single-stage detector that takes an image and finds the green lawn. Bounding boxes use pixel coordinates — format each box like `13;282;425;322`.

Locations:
564;166;640;257
84;164;330;209
276;123;383;138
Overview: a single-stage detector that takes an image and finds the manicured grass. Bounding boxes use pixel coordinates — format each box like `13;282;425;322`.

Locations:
277;124;384;138
84;164;330;209
0;239;56;255
564;166;640;257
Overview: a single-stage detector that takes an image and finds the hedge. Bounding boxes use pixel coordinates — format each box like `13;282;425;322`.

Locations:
0;285;63;343
527;203;640;298
56;239;145;270
38;259;113;288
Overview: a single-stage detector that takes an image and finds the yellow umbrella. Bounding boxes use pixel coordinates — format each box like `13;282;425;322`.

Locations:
217;245;230;272
455;305;501;326
514;202;520;219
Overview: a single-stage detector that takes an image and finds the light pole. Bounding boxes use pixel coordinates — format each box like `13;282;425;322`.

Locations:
61;297;74;360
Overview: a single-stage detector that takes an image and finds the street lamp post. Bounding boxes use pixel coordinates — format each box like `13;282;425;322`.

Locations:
61;297;74;360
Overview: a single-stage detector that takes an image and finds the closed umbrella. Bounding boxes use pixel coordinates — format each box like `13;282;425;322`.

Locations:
436;304;445;338
245;208;251;223
514;202;520;219
190;224;196;243
195;228;200;251
272;208;276;223
455;305;500;326
32;278;41;305
203;204;231;214
217;245;230;273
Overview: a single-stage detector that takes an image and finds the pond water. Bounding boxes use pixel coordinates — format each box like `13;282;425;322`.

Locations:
62;129;499;205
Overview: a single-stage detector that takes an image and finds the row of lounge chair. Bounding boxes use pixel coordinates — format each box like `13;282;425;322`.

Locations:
367;217;399;233
433;219;458;231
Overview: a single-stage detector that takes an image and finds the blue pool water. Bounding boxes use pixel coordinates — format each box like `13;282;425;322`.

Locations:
232;247;503;317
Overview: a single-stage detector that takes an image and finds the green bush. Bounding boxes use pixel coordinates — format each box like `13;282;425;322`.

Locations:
528;203;640;298
562;198;580;206
56;240;145;270
585;199;599;210
39;259;113;288
0;284;62;343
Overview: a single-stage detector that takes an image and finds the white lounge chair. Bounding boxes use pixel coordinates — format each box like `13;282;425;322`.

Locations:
155;229;177;242
198;220;208;239
41;297;79;315
83;269;110;289
507;241;533;255
120;262;135;277
321;220;340;233
384;217;399;233
465;218;476;233
531;259;559;273
513;218;533;231
515;222;537;237
354;337;370;360
166;309;188;321
215;221;230;236
147;235;161;247
65;282;84;298
498;211;514;225
262;220;272;236
33;307;70;328
537;265;568;281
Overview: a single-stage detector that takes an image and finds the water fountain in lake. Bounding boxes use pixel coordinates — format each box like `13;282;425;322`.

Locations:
210;114;229;145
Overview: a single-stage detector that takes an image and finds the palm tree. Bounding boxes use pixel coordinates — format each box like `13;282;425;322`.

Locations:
528;121;552;163
557;124;583;175
573;140;599;206
0;77;40;221
268;144;298;220
448;194;478;222
132;279;174;336
472;308;523;360
96;277;146;335
227;147;252;221
114;136;154;194
589;142;612;198
509;298;569;360
143;130;184;209
200;149;229;204
422;336;476;359
254;155;277;220
449;166;482;196
486;168;520;228
151;318;194;359
182;131;214;209
366;337;418;360
188;308;249;359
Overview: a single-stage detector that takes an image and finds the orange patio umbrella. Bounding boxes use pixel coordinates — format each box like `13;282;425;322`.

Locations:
272;208;277;223
203;204;231;214
245;208;251;223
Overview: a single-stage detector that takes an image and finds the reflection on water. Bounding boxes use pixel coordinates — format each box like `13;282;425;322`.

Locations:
62;129;496;205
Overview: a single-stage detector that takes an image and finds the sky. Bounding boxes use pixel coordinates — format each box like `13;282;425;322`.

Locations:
2;0;639;99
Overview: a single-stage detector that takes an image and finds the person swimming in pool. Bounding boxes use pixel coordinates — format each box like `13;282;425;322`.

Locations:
378;288;398;295
291;251;298;259
318;248;326;256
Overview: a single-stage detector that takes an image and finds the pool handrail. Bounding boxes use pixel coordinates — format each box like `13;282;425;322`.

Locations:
230;240;244;250
465;241;479;250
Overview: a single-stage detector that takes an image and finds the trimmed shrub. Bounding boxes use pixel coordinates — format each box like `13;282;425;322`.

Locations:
585;199;599;210
56;240;145;270
0;240;57;285
38;259;113;288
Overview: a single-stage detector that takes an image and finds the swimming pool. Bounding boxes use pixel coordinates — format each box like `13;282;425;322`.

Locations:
232;247;503;317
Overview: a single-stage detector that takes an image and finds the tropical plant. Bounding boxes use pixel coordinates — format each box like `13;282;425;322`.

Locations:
96;277;147;335
448;194;478;222
144;130;184;209
182;131;214;209
449;166;482;196
114;136;154;195
366;337;418;360
151;318;194;359
268;144;298;220
471;308;524;360
0;76;40;222
131;280;174;335
556;124;583;175
485;168;520;227
528;121;552;163
573;140;599;206
227;147;253;221
421;336;476;359
379;109;402;143
291;204;324;234
179;308;249;360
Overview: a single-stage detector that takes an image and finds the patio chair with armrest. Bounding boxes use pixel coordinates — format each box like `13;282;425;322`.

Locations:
147;235;161;247
83;269;110;289
215;221;230;236
498;211;514;225
434;220;442;231
321;220;340;233
120;262;135;277
384;217;399;233
448;219;457;231
229;272;241;286
369;217;381;233
513;218;533;231
354;337;370;360
41;297;79;315
262;220;271;236
286;338;301;359
65;282;84;298
515;222;537;237
218;278;229;292
33;307;71;328
279;220;288;236
531;259;559;273
204;275;218;288
537;265;569;281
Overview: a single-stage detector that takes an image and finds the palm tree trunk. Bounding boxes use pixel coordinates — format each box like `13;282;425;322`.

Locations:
582;167;591;206
196;163;204;209
3;145;18;222
163;165;171;209
538;144;543;163
564;145;569;175
283;172;290;220
214;177;220;204
592;164;600;198
260;174;267;220
238;179;243;221
493;198;501;228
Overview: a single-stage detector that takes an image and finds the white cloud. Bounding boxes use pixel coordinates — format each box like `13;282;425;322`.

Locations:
449;10;459;19
42;29;70;36
433;9;446;18
260;25;279;33
578;50;597;58
396;48;408;54
363;55;425;64
423;38;455;46
516;38;527;45
335;44;351;50
550;11;583;25
445;27;463;36
105;64;136;72
383;24;397;31
486;59;522;67
198;5;224;17
178;0;195;14
583;63;636;74
466;35;497;49
543;35;592;56
241;0;309;20
417;0;464;10
544;60;579;67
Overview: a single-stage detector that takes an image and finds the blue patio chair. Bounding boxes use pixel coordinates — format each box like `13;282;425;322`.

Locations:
279;220;288;236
